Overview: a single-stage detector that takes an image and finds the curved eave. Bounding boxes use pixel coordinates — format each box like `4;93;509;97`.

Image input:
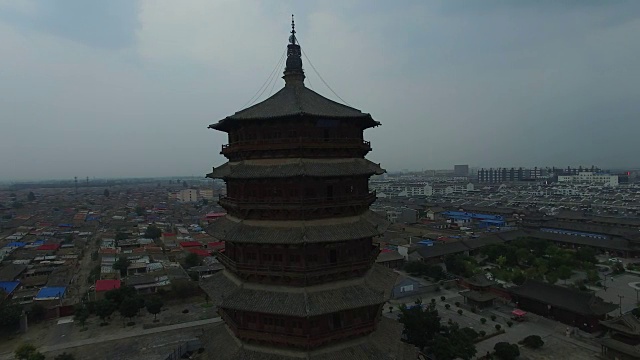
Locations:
201;264;397;317
206;210;389;244
206;158;385;180
209;113;380;133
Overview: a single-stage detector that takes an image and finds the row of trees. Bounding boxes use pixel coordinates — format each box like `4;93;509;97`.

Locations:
74;286;164;329
15;344;76;360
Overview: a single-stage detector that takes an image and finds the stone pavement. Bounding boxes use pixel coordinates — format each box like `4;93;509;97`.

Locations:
0;317;222;360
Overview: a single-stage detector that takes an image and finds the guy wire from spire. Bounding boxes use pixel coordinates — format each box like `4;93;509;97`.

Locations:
254;50;286;104
240;49;286;109
297;40;351;106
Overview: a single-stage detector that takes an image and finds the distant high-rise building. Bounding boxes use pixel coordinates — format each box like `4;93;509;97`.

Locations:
454;164;469;177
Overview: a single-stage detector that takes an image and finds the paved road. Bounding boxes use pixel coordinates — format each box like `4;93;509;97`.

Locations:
0;317;222;359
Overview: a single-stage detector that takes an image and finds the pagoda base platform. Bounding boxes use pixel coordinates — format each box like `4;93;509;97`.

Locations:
200;316;418;360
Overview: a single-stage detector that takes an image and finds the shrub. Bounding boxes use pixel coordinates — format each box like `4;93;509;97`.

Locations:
471;306;477;313
507;321;513;328
445;304;451;310
520;335;544;349
479;330;486;337
457;309;463;315
440;296;446;301
493;342;520;360
455;301;461;307
480;318;487;324
491;314;497;321
431;298;436;304
495;324;502;331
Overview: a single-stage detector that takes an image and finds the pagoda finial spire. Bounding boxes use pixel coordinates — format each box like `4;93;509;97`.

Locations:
290;14;296;43
284;14;304;86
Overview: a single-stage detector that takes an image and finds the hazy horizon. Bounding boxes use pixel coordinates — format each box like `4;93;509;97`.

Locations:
1;1;639;180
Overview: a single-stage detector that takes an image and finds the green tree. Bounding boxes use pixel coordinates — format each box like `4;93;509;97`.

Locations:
430;324;477;360
493;342;520;360
546;272;559;285
511;269;526;285
144;225;162;239
95;299;116;324
185;252;200;268
104;286;136;307
119;297;140;323
27;192;36;201
74;305;89;329
14;344;44;360
576;247;597;264
103;189;110;198
0;303;22;331
112;257;131;277
397;299;441;351
557;265;573;284
145;297;164;321
520;335;544;349
586;269;600;283
27;303;46;323
54;353;76;360
182;181;188;188
134;206;145;216
115;232;129;241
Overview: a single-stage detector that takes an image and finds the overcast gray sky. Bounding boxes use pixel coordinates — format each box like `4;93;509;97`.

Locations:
1;0;639;180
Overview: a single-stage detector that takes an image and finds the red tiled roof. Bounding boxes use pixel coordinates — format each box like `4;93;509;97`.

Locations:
180;241;201;248
95;279;121;292
187;248;211;257
37;243;61;251
208;241;225;249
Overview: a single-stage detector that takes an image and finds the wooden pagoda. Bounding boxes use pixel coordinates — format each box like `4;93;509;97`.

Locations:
201;18;416;359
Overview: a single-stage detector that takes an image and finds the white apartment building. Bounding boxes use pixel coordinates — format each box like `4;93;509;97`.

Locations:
176;189;199;203
557;172;618;187
373;182;474;197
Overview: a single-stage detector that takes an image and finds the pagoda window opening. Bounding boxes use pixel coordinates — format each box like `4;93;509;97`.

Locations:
332;313;342;329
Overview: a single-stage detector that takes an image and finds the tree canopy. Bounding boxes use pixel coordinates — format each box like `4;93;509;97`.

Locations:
112;256;131;277
397;299;442;350
493;342;520;360
103;189;110;197
146;297;164;321
119;297;140;321
95;299;116;323
144;225;162;239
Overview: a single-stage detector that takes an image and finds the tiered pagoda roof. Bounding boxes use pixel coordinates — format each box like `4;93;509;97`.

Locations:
207;210;388;244
207;158;384;179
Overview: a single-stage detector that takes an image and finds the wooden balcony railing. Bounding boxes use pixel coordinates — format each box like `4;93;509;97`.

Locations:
217;246;379;279
221;137;371;154
219;191;376;210
221;311;376;349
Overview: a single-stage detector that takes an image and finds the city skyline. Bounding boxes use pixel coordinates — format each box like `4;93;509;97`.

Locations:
1;1;640;180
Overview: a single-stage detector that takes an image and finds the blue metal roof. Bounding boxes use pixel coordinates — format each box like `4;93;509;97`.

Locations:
4;242;26;248
35;286;66;299
0;281;20;295
442;211;504;221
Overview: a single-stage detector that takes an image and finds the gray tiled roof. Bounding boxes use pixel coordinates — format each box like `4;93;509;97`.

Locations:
510;279;617;316
209;84;378;131
202;317;417;360
207;158;384;179
201;265;397;317
206;211;388;244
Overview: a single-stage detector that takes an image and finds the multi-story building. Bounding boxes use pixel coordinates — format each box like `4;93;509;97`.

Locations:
201;21;415;359
454;164;469;177
558;172;618;187
477;167;549;183
175;189;199;203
